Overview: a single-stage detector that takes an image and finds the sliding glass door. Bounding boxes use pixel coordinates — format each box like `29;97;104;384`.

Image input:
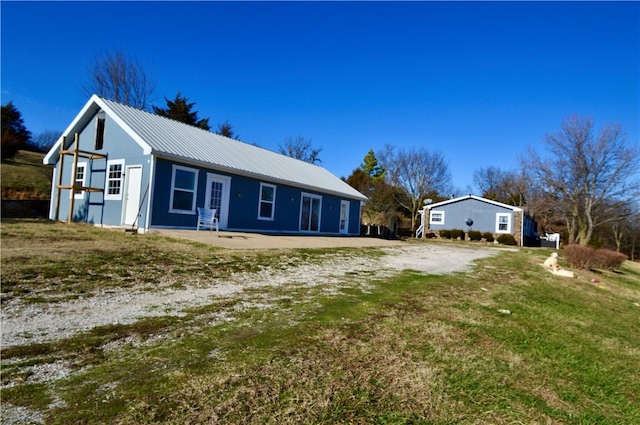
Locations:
300;193;321;232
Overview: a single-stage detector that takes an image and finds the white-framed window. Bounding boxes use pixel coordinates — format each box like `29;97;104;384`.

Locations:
496;213;511;233
258;183;276;220
430;210;445;225
72;161;87;199
105;159;125;200
169;164;199;214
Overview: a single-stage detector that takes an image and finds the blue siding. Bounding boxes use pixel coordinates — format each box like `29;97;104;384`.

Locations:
150;158;362;235
50;113;151;229
429;198;513;233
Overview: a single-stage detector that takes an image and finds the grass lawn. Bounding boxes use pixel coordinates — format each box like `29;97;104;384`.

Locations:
2;220;639;424
1;150;52;199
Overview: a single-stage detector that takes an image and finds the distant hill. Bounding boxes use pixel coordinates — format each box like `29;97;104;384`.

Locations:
1;150;53;199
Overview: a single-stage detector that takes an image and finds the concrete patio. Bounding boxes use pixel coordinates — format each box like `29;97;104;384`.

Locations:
150;228;406;250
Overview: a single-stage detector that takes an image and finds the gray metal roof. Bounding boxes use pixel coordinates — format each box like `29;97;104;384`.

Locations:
426;195;522;211
47;96;367;201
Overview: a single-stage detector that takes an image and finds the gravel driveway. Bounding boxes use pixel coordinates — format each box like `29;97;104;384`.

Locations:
1;244;503;349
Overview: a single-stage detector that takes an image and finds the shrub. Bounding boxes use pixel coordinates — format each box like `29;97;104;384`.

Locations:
563;244;627;270
439;229;451;239
468;230;482;241
497;234;516;246
451;229;465;240
482;232;495;243
593;249;627;270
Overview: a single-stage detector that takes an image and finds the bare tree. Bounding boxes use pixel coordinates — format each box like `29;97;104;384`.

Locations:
473;166;528;207
278;135;321;164
379;145;452;233
626;212;640;261
525;115;640;246
83;50;155;109
29;130;62;153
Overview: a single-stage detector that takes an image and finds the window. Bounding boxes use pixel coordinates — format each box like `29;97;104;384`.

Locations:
430;210;445;225
95;111;105;150
258;183;276;220
496;213;511;233
105;160;125;200
169;165;199;214
72;162;87;199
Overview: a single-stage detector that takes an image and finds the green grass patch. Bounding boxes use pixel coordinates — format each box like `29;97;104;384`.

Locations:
1;150;52;199
1;220;639;424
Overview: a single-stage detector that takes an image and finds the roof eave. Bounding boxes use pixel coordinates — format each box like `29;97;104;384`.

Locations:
426;194;522;211
152;152;368;201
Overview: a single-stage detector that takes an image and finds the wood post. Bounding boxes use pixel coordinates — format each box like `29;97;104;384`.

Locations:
68;133;79;224
54;136;66;221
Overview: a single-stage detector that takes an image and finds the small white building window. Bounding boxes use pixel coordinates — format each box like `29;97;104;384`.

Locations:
169;165;199;214
496;213;511;233
105;159;125;200
430;210;445;225
95;111;106;150
72;162;87;199
258;183;276;220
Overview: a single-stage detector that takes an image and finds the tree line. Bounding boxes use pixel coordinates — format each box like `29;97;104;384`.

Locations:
2;50;638;258
345;117;639;259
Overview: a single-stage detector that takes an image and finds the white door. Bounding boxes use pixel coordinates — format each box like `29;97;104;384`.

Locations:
205;173;231;229
123;166;143;226
339;200;350;234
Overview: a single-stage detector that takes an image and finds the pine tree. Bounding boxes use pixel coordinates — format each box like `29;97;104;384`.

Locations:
1;101;32;159
361;149;384;179
216;120;239;140
152;93;211;130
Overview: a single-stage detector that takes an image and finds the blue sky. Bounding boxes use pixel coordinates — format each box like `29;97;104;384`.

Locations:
2;1;638;192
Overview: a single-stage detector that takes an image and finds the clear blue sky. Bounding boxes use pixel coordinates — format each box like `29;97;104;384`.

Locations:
2;1;638;192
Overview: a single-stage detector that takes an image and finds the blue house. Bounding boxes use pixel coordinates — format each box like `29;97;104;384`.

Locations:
421;195;537;246
43;95;367;235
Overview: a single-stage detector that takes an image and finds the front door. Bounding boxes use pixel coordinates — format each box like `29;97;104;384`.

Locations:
123;166;143;226
339;200;350;234
300;193;321;232
205;173;231;229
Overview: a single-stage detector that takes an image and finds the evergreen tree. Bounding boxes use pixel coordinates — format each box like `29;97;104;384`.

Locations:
361;149;384;179
216;120;239;140
152;93;211;130
1;101;32;159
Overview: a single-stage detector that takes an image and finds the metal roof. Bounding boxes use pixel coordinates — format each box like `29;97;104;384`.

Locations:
46;96;367;201
426;195;523;211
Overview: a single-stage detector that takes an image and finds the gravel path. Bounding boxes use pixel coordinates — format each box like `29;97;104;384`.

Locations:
1;244;502;349
2;244;507;425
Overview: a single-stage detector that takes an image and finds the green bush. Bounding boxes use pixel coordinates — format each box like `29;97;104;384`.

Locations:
450;229;465;240
468;230;482;241
482;232;495;242
563;244;627;270
497;234;516;246
439;229;451;239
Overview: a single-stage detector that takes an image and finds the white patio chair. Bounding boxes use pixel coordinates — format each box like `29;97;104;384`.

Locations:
197;207;219;236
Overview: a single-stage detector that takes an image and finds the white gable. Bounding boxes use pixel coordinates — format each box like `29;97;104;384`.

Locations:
426;195;523;211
